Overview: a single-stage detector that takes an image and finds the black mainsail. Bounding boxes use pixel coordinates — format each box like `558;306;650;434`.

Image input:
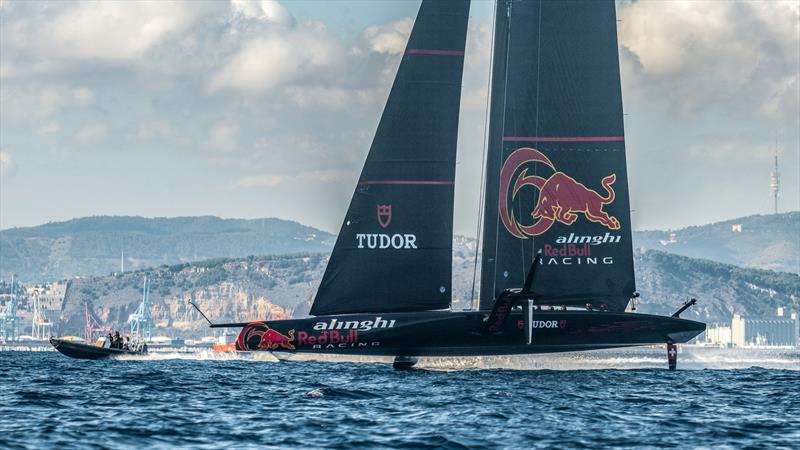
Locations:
479;0;635;312
310;0;470;316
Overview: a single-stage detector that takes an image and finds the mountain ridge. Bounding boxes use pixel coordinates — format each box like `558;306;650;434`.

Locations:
2;212;797;284
0;216;335;282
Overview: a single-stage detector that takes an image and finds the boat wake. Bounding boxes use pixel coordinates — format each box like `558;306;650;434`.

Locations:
115;349;280;362
112;347;798;370
416;347;800;371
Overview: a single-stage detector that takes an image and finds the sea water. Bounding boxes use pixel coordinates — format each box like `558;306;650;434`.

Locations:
1;348;798;449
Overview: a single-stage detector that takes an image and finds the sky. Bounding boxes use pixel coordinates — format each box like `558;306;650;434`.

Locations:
0;0;798;236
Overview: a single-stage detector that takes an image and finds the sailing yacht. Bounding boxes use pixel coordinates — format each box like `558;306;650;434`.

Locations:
207;0;705;369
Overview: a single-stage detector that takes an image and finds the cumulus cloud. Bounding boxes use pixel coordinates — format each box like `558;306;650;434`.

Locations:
1;1;219;74
0;151;15;175
231;0;294;26
208;23;344;94
364;18;413;55
74;124;108;145
618;0;799;119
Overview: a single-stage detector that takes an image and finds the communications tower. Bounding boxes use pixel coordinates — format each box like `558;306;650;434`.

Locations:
128;276;152;341
770;146;780;214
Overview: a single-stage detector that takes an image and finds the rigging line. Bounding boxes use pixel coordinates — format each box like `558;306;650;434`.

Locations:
489;0;514;310
469;0;498;311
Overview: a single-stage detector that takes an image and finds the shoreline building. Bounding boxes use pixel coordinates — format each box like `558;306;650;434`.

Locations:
703;309;798;347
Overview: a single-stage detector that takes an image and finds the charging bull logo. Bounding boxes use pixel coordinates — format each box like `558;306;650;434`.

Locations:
499;147;620;238
236;322;295;351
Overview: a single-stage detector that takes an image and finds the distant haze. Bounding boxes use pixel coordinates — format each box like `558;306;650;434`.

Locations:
1;1;798;235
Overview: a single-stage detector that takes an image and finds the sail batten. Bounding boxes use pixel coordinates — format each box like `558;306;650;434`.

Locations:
310;0;470;317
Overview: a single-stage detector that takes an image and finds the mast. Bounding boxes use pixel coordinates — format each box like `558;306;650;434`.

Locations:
310;0;470;316
479;0;635;312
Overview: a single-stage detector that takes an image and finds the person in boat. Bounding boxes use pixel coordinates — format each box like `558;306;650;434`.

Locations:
112;331;122;349
123;336;131;351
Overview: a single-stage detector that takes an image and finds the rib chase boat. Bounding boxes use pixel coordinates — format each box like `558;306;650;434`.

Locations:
208;0;705;369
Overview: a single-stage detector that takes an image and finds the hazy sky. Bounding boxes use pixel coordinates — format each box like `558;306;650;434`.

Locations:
1;0;798;235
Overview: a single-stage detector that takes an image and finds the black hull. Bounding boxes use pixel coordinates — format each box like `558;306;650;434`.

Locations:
231;310;705;357
50;338;147;360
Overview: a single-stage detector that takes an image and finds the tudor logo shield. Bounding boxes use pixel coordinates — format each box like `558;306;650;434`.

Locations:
377;204;392;229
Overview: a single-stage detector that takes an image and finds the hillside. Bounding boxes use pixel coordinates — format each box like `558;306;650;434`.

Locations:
3;212;796;284
20;248;797;337
633;212;799;274
632;250;799;322
0;216;334;282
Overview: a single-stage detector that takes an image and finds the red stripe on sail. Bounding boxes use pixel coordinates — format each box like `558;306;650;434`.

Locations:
503;136;625;142
405;49;465;56
357;180;455;186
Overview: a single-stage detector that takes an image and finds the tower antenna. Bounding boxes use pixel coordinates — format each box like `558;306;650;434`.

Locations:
770;135;780;214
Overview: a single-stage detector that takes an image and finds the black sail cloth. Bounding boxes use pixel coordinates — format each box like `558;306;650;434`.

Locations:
479;0;636;312
310;0;470;316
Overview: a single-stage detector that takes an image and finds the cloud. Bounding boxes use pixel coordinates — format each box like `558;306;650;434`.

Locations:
37;122;61;135
208;123;241;152
284;85;377;110
231;0;294;26
138;120;175;140
235;169;351;188
74;124;108;145
0;151;15;175
363;18;413;55
688;140;777;163
464;22;491;70
0;84;96;121
618;0;799;119
208;22;344;95
1;1;219;74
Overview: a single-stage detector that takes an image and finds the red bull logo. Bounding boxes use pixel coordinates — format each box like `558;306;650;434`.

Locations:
499;147;620;238
236;322;295;351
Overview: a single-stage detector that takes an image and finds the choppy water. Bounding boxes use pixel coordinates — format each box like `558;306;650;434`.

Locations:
1;348;798;449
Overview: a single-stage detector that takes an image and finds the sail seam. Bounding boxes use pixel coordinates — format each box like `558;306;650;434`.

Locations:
357;180;455;186
503;136;625;142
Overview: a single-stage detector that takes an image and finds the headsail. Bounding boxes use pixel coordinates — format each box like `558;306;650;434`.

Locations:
310;0;470;316
479;0;635;312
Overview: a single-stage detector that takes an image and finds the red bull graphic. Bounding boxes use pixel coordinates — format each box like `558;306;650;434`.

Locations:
236;322;295;351
499;147;620;238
